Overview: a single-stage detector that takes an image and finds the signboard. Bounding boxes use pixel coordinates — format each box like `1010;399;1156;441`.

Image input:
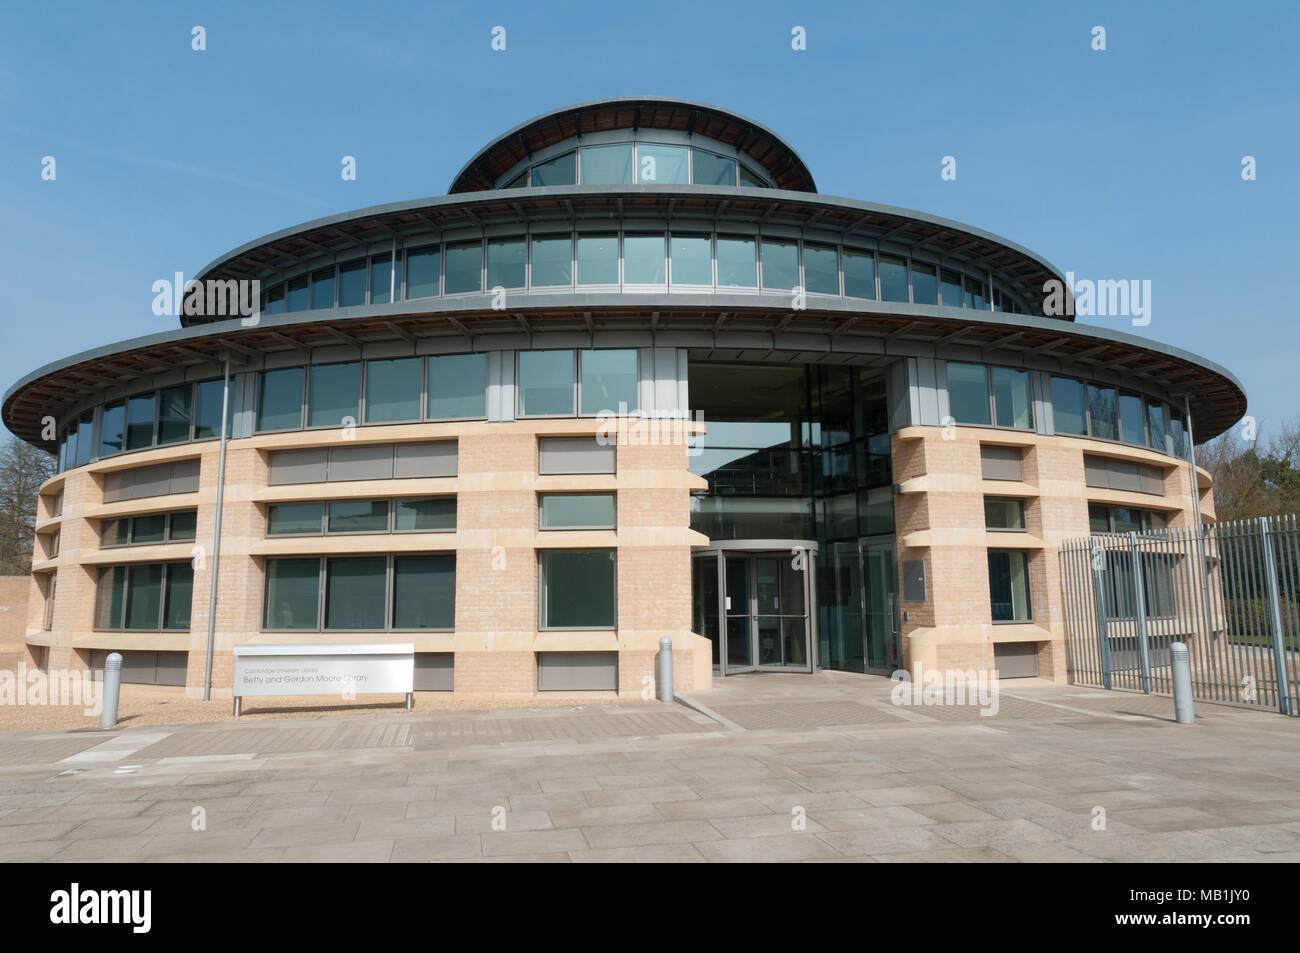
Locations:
232;644;414;701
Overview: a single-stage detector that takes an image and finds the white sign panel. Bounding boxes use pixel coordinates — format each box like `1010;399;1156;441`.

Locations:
233;644;414;698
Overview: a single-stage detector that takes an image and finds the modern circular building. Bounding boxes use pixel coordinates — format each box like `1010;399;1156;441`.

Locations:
4;96;1245;696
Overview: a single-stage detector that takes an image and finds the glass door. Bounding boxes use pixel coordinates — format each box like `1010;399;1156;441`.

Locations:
724;556;754;673
754;556;809;669
860;538;901;672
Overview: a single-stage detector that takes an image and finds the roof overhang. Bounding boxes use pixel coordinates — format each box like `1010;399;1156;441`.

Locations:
3;294;1246;449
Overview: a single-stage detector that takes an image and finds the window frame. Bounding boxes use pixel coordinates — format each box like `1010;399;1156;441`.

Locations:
538;548;618;631
93;561;193;632
538;492;618;531
265;497;456;537
100;510;198;548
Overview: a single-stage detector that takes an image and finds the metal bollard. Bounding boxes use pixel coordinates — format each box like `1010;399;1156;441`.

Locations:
1170;641;1194;725
100;652;123;729
657;636;673;703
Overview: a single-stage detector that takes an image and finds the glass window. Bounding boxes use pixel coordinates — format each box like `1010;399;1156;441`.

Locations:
739;165;766;188
157;386;192;445
328;500;389;533
284;275;308;312
540;493;616;530
692;150;736;186
444;241;482;295
406;246;440;299
365;357;422;423
169;510;197;541
1119;393;1146;446
947;363;991;425
267;503;324;535
325;556;386;629
102;518;129;547
637;143;689;184
125;563;162;630
1051;377;1087;435
131;514;166;543
1088;385;1118;440
1146;402;1166;452
760;240;798;291
670;234;712;285
580;349;638;415
193;379;226;440
940;269;963;307
392;555;455;629
427;353;486;419
338;259;366;306
163;563;193;630
310;267;335;309
580;143;633;184
803;243;839;295
307;362;360;428
487;238;526;289
985;497;1026;530
264;558;320;629
126;394;156;450
369;254;393;305
73;413;93;466
879;255;909;302
531;151;575;186
257;368;304;432
576;234;619;285
530;235;572;287
992;368;1033;430
100;401;125;456
965;275;987;310
263;283;285;315
394;498;456;532
541;550;616;628
911;262;938;305
518;350;575;416
1169;414;1186;459
503;170;527;189
1112;506;1141;533
1089;503;1111;533
716;236;757;287
623;233;666;284
843;249;876;299
94;566;126;629
988;550;1031;622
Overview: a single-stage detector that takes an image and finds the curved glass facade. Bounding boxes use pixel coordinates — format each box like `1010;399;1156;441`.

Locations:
258;228;1034;316
496;140;770;190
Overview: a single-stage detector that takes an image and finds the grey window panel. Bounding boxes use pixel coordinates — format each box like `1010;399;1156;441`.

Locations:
993;642;1039;678
394;441;457;478
169;459;200;493
155;651;189;686
1108;459;1141;493
537;651;618;691
979;445;1023;482
267;448;328;485
538;436;616;475
1083;454;1111;489
130;464;171;499
102;471;126;503
413;652;454;691
1140;464;1165;496
328;444;394;482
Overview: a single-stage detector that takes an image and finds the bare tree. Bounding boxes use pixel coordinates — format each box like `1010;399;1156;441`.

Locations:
0;434;56;574
1199;417;1300;521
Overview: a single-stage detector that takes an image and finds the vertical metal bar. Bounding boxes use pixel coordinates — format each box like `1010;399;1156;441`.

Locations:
1280;515;1300;714
1090;536;1112;690
203;357;231;702
1130;532;1152;693
1260;516;1293;715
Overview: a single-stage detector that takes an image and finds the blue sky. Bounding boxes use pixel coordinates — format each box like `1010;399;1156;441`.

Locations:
1;0;1296;439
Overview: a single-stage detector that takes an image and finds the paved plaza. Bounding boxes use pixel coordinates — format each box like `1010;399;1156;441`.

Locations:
1;673;1297;862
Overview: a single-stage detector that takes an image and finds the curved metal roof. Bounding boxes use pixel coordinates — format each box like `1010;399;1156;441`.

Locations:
3;292;1247;449
446;96;819;194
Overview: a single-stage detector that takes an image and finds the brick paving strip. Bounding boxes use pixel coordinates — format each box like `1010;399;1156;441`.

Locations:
0;676;1297;863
